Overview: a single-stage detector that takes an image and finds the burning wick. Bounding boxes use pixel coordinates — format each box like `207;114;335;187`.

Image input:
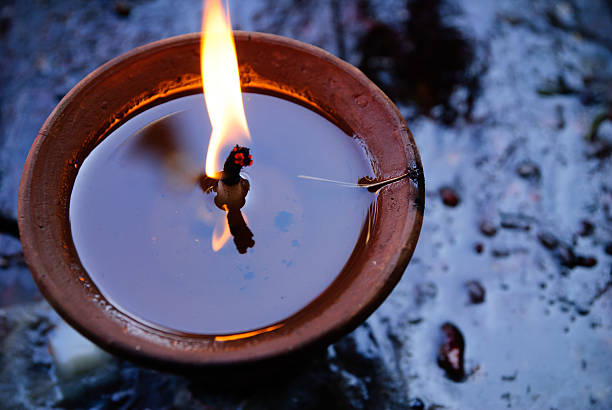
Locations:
200;145;254;254
221;145;253;185
199;0;253;253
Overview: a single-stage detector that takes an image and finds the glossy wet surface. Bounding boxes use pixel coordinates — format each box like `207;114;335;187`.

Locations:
1;0;611;408
70;93;374;334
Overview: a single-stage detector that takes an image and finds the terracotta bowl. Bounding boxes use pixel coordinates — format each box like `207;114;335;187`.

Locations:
18;32;424;370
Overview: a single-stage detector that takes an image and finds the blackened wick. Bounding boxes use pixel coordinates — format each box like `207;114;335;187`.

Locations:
222;145;253;185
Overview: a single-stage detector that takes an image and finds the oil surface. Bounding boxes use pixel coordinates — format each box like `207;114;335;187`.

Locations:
70;93;374;335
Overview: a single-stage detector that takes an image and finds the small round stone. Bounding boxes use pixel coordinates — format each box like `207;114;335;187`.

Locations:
407;398;425;410
439;187;460;207
479;221;497;237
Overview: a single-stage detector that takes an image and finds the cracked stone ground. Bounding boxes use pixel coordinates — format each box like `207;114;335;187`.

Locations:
0;0;610;408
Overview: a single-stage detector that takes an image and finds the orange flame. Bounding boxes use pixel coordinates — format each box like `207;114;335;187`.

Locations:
201;0;250;178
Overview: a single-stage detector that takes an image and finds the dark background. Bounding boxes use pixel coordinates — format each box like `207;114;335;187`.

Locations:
0;0;611;408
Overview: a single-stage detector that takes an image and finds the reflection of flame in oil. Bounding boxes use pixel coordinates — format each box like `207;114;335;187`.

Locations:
211;205;231;251
201;0;250;178
210;205;249;251
215;323;284;342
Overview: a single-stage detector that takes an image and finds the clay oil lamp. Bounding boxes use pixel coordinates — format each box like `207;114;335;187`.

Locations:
18;0;424;370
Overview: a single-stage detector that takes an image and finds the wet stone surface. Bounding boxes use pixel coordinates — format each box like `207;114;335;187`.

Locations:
1;0;611;408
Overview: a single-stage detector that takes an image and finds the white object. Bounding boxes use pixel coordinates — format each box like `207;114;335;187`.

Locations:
48;320;111;379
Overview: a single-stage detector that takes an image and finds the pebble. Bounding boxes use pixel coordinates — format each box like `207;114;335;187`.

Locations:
479;220;497;237
407;398;425;410
49;320;112;379
605;242;612;255
465;281;485;304
552;244;597;269
516;161;541;181
437;322;466;382
439;187;460;207
556;244;577;268
501;372;518;381
537;232;559;250
500;213;531;231
491;248;511;258
585;139;612;160
0;16;11;37
578;220;595;237
547;2;577;28
536;232;597;269
474;243;484;254
575;256;597;268
0;214;19;238
114;1;132;17
576;307;590;316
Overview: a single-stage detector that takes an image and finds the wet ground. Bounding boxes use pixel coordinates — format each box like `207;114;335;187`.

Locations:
1;0;611;408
